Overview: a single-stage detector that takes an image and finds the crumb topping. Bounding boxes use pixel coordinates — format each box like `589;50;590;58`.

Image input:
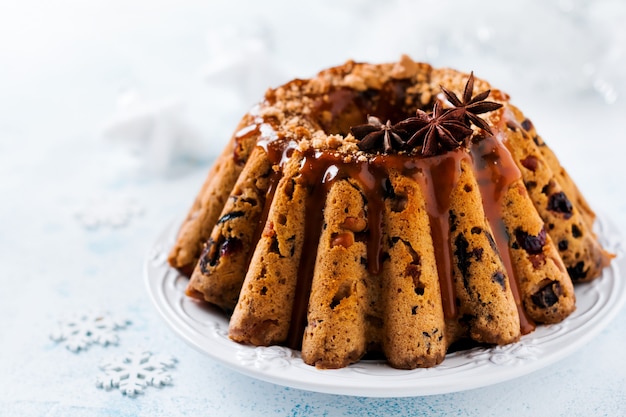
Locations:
253;56;507;161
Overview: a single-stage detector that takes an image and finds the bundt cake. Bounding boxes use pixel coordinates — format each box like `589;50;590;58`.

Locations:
168;55;613;369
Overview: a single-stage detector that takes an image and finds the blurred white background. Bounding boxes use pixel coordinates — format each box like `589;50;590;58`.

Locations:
1;2;625;416
1;0;624;158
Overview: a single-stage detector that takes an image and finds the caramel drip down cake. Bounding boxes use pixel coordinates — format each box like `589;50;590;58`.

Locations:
168;56;613;369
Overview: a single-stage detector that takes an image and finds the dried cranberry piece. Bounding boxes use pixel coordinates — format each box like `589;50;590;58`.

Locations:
199;237;221;273
567;261;588;281
199;236;243;274
547;191;573;219
531;281;562;308
520;155;539;172
220;237;243;257
515;228;547;255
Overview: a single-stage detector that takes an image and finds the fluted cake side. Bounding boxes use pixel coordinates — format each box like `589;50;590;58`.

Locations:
168;56;613;369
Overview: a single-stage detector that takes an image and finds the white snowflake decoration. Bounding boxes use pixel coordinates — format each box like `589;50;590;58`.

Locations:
50;312;131;352
74;195;144;229
96;350;177;397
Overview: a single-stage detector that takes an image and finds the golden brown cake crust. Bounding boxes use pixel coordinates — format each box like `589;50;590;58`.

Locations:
502;107;612;283
448;158;521;345
381;170;447;369
301;179;371;369
229;154;308;345
186;147;274;311
500;178;576;323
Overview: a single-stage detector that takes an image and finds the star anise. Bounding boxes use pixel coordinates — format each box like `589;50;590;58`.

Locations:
439;71;503;134
349;72;503;157
396;102;473;157
351;116;406;153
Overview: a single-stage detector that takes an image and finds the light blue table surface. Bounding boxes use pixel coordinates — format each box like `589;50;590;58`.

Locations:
2;1;626;416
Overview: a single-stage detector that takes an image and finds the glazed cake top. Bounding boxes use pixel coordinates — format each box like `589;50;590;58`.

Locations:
247;54;509;162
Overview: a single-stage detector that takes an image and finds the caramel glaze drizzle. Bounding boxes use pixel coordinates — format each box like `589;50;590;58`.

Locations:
470;134;535;334
295;143;533;348
248;133;295;274
414;151;464;320
249;130;535;348
236;106;534;350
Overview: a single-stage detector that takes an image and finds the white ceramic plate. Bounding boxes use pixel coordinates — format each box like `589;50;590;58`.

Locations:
145;214;625;397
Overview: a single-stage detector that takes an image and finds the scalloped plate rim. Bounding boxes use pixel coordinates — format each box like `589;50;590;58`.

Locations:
145;213;625;397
